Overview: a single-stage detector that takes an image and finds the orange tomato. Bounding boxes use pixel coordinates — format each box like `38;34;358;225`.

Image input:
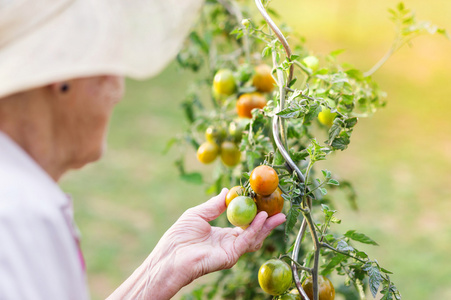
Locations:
250;165;279;196
252;64;276;93
255;188;284;216
236;93;267;118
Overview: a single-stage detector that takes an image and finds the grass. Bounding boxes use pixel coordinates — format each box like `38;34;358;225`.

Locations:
61;0;451;299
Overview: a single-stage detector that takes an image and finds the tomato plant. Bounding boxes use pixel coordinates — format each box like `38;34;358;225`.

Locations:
170;0;447;299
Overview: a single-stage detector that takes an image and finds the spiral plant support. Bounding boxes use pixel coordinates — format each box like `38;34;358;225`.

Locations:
255;1;320;299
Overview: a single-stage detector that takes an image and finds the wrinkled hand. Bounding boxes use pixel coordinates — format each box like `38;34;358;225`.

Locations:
154;188;285;295
109;189;286;300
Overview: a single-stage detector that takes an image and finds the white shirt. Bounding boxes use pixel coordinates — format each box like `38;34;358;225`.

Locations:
0;132;89;300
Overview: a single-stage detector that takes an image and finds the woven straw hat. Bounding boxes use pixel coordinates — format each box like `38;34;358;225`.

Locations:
0;0;204;98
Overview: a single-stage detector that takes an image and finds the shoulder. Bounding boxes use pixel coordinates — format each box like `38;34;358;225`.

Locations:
0;159;89;299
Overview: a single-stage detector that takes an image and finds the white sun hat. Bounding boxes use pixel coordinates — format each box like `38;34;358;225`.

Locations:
0;0;204;98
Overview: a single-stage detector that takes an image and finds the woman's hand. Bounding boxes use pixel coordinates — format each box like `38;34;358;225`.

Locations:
108;189;286;300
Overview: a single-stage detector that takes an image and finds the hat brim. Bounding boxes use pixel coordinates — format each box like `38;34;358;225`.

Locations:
0;0;204;98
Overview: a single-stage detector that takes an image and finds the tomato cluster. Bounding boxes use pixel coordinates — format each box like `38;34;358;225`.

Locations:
213;64;275;118
225;165;283;228
197;123;242;167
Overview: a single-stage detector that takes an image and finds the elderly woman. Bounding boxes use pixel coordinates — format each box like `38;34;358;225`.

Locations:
0;0;285;299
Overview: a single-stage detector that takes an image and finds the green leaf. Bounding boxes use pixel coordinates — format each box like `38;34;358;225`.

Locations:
163;137;179;154
363;264;383;298
336;240;354;252
345;230;379;246
319;187;327;195
285;206;300;239
328;179;339;185
180;172;203;184
290;149;309;162
277;106;302;118
321;169;332;178
321;254;346;276
344;117;358;128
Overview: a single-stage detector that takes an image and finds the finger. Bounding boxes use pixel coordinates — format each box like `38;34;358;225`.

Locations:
233;211;268;255
252;213;286;247
187;188;229;222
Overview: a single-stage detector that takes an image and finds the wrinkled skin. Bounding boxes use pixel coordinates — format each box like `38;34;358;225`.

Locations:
111;189;286;299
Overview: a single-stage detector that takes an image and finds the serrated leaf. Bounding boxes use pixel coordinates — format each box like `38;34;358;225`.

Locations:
336;240;354;252
356;251;369;259
321;254;346;275
345;230;379;245
363;264;383;298
290;149;309;162
285;206;300;239
277;106;302;118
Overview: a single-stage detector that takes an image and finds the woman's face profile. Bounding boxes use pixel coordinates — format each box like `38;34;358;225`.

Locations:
55;75;124;169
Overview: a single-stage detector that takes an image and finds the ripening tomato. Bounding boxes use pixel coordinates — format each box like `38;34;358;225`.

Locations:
250;165;279;196
213;69;236;96
227;196;257;227
226;186;245;207
236;93;267;118
302;276;335;300
252;64;276;93
254;187;284;216
205;126;226;144
258;259;293;296
317;106;337;127
220;141;241;167
196;141;219;164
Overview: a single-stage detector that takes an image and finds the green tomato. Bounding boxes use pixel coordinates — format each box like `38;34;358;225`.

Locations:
303;55;319;72
226;196;257;227
213;69;236;96
318;106;337;127
258;259;293;296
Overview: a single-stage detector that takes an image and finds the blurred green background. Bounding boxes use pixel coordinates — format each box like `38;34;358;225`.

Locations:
60;0;451;299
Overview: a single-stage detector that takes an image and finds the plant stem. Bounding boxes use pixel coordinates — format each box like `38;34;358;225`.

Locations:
291;219;310;300
363;45;395;77
217;0;251;63
303;210;321;300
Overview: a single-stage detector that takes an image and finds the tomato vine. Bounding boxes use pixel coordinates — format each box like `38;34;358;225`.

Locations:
169;0;447;299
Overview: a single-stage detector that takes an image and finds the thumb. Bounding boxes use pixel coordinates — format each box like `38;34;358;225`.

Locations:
187;188;228;222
